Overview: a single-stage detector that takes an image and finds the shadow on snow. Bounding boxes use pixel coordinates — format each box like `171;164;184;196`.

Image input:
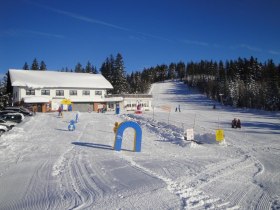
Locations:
72;142;134;152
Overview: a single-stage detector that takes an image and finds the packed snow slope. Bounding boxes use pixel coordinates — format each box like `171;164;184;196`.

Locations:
0;81;279;210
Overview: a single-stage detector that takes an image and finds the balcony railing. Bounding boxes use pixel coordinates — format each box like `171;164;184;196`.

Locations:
105;94;152;98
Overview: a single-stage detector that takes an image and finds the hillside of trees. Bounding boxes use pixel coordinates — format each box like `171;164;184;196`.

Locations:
185;57;280;111
1;55;279;111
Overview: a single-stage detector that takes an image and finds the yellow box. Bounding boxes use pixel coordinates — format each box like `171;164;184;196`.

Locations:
216;129;224;142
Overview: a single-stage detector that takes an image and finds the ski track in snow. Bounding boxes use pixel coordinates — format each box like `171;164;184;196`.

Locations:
119;100;277;209
119;114;242;209
0;81;279;210
119;153;239;209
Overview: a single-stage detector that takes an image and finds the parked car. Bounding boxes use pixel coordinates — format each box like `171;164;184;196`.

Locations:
3;106;33;116
0;110;18;117
0;113;25;123
0;119;17;130
0;125;9;136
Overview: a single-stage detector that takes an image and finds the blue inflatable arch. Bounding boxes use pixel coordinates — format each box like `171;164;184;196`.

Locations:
114;121;142;152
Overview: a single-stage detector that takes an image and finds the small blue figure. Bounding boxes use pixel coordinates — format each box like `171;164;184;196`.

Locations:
75;113;79;123
68;120;76;131
116;104;120;114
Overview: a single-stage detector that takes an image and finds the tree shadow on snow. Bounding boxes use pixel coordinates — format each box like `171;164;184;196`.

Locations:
72;142;113;151
162;81;215;108
55;128;69;131
72;142;134;152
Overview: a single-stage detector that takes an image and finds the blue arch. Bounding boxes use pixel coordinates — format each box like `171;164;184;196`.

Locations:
114;121;142;152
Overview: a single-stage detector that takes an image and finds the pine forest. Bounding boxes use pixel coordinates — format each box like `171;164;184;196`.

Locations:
1;55;279;111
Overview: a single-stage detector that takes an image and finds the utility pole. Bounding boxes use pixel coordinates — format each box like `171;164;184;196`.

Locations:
219;93;224;105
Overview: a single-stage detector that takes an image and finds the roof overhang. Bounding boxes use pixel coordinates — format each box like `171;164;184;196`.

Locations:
23;96;50;103
71;97;123;103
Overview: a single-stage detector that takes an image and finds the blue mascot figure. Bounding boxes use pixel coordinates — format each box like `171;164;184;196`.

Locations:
68;120;76;131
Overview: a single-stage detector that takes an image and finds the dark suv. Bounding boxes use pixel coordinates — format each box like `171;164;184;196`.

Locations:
1;113;24;123
3;106;33;116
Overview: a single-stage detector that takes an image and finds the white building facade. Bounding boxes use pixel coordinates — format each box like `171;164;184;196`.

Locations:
9;69;122;112
106;94;153;111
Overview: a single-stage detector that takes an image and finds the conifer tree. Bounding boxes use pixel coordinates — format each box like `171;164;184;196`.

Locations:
264;60;280;110
100;55;114;85
176;61;186;80
31;58;39;70
23;62;29;70
39;61;47;70
92;66;98;74
0;74;10;108
168;63;176;80
112;53;128;94
85;61;93;73
75;62;83;73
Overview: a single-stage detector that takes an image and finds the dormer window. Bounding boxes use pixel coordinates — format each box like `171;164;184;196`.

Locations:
56;90;64;96
95;90;102;95
41;89;50;95
70;90;77;96
26;89;35;95
83;90;90;95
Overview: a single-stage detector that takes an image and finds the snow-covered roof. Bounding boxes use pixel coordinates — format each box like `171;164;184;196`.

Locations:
9;69;113;89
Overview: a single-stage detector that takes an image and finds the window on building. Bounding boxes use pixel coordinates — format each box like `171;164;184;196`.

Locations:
41;89;50;95
82;90;90;96
108;103;114;109
70;90;77;96
56;90;64;96
95;90;102;95
141;101;148;107
26;89;35;95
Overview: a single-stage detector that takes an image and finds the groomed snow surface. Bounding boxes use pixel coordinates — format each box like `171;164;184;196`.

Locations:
0;81;279;210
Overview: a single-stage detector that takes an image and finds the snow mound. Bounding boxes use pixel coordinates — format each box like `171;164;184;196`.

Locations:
120;114;226;147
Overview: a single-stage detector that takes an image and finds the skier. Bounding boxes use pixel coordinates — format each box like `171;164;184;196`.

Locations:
58;105;63;117
236;119;241;128
232;118;237;128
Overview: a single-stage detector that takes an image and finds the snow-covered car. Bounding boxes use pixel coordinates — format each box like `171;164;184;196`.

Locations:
0;125;9;135
0;113;25;123
3;106;33;116
0;119;17;130
0;109;18;117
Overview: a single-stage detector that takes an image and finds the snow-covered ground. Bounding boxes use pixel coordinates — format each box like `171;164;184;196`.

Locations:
0;81;279;210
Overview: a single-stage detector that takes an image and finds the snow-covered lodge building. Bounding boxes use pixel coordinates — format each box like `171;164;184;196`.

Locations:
9;69;152;112
9;69;123;112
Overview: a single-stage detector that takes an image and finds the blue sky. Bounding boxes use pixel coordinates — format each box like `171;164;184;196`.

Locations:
1;0;280;77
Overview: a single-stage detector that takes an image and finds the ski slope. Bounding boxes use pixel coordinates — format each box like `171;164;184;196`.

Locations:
0;80;279;209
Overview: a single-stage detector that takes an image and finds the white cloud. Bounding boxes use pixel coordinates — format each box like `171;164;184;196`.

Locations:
268;50;280;55
29;1;175;44
231;44;262;52
40;5;130;32
23;30;65;39
183;39;209;47
1;29;64;39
